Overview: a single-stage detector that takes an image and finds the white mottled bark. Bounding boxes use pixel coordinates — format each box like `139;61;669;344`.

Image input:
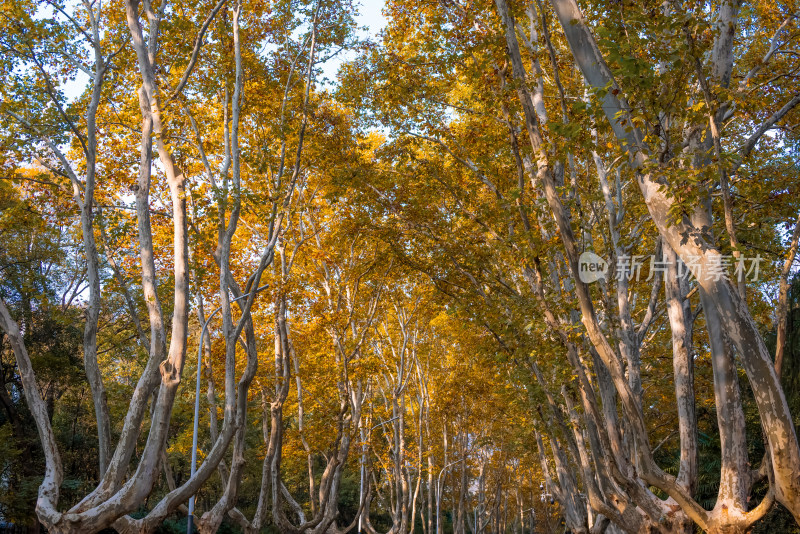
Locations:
548;0;798;526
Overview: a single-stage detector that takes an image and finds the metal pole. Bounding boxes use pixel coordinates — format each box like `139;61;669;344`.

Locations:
436;458;464;534
186;285;267;534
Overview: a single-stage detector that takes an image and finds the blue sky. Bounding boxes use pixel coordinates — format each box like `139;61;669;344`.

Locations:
321;1;387;84
357;0;387;34
63;1;388;101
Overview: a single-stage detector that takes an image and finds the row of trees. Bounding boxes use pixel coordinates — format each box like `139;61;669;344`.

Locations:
348;0;800;531
2;0;800;533
0;157;556;534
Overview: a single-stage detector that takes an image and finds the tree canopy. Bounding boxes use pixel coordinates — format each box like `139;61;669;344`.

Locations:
1;0;800;533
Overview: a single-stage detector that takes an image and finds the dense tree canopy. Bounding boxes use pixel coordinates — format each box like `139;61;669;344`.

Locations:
1;0;800;533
